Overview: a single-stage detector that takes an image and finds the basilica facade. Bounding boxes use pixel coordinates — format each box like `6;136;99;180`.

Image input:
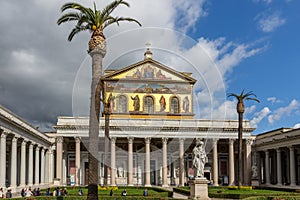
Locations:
53;49;254;187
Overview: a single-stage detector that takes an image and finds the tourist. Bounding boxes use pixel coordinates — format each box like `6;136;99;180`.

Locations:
110;189;113;196
143;189;148;196
5;189;12;198
56;187;61;196
45;188;50;196
36;188;41;196
121;189;127;196
78;187;83;196
62;188;68;196
21;188;25;197
25;188;33;197
0;188;3;198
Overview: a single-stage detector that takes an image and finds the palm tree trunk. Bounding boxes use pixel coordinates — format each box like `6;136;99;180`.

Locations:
238;112;243;187
88;50;103;200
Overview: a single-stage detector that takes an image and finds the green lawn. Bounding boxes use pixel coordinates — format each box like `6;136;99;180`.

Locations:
174;186;300;199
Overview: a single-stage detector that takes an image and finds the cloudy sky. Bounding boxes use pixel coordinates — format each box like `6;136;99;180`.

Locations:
0;0;299;134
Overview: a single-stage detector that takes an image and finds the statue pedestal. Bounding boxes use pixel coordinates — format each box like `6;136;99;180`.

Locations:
189;178;210;200
251;178;259;187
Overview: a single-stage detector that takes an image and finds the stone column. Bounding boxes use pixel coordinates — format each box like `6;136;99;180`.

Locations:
56;137;63;184
49;149;54;184
40;148;45;184
20;140;27;187
229;139;235;186
276;148;282;185
75;137;81;186
0;132;7;188
35;146;40;185
289;146;296;186
162;137;168;187
127;137;134;186
244;139;252;185
44;150;49;185
213;141;219;186
179;138;185;186
28;143;34;186
110;137;116;186
265;150;270;185
145;137;151;186
10;136;18;188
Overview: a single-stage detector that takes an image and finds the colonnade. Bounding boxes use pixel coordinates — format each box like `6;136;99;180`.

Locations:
255;146;298;186
0;127;54;192
55;137;253;186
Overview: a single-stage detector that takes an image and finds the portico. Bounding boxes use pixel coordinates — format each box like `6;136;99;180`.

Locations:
53;117;254;186
0;105;54;193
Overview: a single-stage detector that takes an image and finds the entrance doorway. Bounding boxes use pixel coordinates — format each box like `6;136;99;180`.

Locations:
150;160;156;185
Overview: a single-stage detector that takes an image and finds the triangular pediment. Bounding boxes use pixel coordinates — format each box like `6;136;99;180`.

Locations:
103;59;196;84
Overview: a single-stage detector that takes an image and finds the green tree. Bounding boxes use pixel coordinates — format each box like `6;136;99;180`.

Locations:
228;90;259;187
57;1;141;199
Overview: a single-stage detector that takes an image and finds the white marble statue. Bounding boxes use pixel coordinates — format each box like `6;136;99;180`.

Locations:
192;140;207;178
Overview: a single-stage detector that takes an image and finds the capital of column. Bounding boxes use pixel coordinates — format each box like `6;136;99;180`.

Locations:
246;139;253;146
74;137;81;143
29;142;34;148
229;139;235;145
265;150;269;156
12;136;19;143
162;137;168;144
0;127;11;135
41;148;45;153
35;145;40;151
289;146;294;151
145;137;151;144
179;138;185;143
276;148;281;153
56;136;64;143
110;137;116;144
127;137;134;144
21;139;27;146
0;132;8;138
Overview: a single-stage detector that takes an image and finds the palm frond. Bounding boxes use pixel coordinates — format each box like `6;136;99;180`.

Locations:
68;25;89;41
57;12;81;25
101;0;130;19
103;16;141;29
228;90;260;103
245;97;260;103
58;1;141;41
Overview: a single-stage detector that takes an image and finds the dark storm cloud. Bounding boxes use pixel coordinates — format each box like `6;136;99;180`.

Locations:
0;1;90;131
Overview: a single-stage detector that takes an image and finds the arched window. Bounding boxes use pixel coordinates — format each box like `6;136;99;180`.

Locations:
144;96;154;113
170;97;179;113
117;95;127;113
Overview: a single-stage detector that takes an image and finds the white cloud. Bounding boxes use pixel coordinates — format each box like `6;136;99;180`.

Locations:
253;0;272;4
267;97;282;104
294;123;300;129
268;99;300;124
250;107;271;128
257;12;286;32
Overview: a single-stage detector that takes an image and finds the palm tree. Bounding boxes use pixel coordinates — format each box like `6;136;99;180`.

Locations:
228;90;259;187
57;1;141;199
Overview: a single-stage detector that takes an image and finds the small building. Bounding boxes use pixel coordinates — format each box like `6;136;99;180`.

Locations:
252;127;300;188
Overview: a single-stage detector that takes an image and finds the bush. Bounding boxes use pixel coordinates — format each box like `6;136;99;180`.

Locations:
228;186;253;191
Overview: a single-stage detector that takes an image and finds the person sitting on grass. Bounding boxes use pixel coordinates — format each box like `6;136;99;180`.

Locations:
78;187;83;196
121;189;127;196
